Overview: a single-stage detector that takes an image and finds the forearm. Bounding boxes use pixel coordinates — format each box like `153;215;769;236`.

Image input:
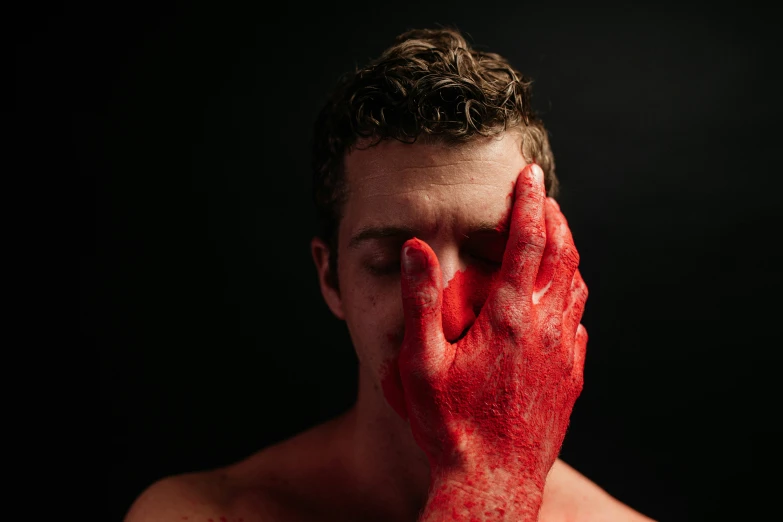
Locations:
418;470;544;522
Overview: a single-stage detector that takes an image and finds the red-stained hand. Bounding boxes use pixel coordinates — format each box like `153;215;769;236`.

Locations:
396;164;588;521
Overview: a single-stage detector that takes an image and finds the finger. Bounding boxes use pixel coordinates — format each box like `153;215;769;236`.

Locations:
497;163;547;300
399;238;448;376
563;269;588;344
536;198;580;308
571;323;588;393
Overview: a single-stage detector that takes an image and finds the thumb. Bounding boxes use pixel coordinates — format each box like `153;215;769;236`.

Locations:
400;238;446;377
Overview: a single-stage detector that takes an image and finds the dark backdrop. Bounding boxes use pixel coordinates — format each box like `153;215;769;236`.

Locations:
46;1;783;520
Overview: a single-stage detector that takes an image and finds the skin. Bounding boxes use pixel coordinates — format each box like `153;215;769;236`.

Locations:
398;165;587;521
124;133;656;522
326;134;584;521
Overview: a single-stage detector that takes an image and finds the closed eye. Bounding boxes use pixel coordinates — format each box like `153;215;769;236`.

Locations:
467;250;503;269
365;261;401;276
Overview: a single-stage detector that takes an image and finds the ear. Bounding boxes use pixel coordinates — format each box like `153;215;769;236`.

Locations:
310;236;345;320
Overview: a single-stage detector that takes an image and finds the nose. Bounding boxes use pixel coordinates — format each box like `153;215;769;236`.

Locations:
438;251;485;343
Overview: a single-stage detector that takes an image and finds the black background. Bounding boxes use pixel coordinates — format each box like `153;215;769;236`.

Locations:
33;1;781;520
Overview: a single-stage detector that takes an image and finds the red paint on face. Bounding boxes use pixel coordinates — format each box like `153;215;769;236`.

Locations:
441;264;494;342
381;261;498;420
438;184;512;342
380;201;510;420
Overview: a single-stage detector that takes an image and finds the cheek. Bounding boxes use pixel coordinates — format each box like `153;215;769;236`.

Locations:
341;270;405;361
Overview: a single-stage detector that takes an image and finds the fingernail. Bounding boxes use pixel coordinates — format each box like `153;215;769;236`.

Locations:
530;163;544;184
402;246;428;275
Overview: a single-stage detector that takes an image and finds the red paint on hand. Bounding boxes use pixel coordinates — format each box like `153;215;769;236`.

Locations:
389;164;588;521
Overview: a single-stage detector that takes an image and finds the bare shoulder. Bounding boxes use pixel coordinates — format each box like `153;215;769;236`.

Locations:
122;421;341;522
122;465;288;522
540;459;657;522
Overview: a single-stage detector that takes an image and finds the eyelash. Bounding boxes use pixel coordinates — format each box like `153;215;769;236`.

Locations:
474;255;502;268
366;262;401;276
365;254;500;277
468;259;501;275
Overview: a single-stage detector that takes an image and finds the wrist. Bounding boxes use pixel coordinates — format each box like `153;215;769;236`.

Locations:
420;467;545;521
430;450;549;495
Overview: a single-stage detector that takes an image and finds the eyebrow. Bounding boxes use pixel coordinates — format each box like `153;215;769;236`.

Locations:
348;226;417;249
348;221;508;249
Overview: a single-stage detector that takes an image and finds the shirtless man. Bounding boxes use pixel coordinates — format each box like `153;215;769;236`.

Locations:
124;27;655;521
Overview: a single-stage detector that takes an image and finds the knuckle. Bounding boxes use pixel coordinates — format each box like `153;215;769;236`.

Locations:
528;226;547;250
569;300;585;325
572;269;585;288
491;309;521;339
511;236;546;262
540;314;563;353
579;276;588;296
489;289;528;337
569;272;588;303
403;285;439;309
579;324;589;343
513;221;546;253
574;278;588;303
560;245;580;270
572;372;584;395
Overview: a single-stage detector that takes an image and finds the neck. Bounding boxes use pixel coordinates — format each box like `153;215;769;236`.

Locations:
336;362;431;521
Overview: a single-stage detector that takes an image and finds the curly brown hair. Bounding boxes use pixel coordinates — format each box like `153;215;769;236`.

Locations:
311;26;558;290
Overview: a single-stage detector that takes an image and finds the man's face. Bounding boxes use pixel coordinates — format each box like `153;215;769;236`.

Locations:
315;132;528;403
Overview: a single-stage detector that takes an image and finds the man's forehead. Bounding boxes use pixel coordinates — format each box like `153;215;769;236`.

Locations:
340;135;525;243
343;133;527;194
